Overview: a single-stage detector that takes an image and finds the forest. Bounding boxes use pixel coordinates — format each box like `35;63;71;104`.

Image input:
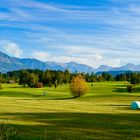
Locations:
0;69;140;88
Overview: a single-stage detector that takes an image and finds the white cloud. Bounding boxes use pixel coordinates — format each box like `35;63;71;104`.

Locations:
47;56;92;66
2;41;23;57
31;51;50;61
101;59;121;67
44;55;120;68
1;0;140;68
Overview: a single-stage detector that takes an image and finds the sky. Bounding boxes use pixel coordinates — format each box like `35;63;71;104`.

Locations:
0;0;140;68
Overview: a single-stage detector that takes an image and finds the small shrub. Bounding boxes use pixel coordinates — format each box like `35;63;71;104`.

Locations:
0;122;17;140
36;82;43;88
127;85;134;93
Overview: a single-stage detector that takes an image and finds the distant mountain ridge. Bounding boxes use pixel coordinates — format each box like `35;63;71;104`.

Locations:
0;51;140;73
0;51;94;73
95;65;113;72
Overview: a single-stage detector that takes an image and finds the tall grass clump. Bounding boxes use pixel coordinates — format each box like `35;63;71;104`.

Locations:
0;122;17;140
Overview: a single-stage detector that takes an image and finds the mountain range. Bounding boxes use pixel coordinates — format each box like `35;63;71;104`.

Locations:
0;51;94;73
0;51;140;74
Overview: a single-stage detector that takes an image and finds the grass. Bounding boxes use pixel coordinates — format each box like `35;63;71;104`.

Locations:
0;82;140;139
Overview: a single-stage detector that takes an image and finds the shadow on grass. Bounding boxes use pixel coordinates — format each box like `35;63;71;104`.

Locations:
108;104;129;107
0;90;75;100
0;112;140;140
107;104;130;110
113;86;127;93
8;86;21;89
114;85;140;94
51;96;78;100
0;91;42;98
18;97;76;101
134;87;140;93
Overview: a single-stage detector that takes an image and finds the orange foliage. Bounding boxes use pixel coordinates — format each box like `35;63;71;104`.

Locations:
70;75;89;97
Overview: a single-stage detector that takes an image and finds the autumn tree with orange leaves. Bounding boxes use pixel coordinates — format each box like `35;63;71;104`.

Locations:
70;75;89;97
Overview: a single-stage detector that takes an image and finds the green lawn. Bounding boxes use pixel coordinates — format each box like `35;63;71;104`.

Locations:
0;82;140;140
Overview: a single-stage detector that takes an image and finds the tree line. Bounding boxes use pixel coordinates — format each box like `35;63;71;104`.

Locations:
0;70;140;88
1;69;71;88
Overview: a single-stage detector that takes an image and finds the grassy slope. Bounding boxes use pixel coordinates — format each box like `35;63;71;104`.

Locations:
0;82;140;140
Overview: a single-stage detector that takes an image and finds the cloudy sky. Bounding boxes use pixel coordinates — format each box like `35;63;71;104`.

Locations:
0;0;140;68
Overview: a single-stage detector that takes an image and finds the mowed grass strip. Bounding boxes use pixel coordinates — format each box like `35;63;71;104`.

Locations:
0;82;140;140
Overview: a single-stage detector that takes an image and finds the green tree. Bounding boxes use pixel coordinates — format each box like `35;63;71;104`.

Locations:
85;73;91;82
54;79;58;88
131;73;140;84
19;70;29;87
43;70;51;85
56;71;63;85
90;72;97;82
97;75;104;82
27;73;38;87
63;70;70;84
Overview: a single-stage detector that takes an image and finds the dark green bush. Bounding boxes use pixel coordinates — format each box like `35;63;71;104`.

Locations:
127;85;134;93
0;122;17;140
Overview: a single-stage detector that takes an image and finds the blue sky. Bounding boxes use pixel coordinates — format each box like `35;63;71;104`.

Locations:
0;0;140;68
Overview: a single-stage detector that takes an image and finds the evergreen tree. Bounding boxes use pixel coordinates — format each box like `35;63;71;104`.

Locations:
19;70;29;87
43;70;51;85
27;73;38;87
63;70;70;84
